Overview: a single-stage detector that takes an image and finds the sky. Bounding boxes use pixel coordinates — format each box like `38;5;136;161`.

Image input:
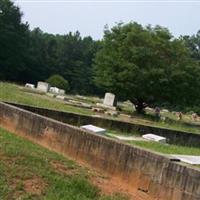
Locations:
14;0;200;40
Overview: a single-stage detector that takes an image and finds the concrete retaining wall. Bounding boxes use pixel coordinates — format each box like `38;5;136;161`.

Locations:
7;102;200;147
0;102;200;200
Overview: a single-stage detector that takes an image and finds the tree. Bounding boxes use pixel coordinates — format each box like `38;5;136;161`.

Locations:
94;22;200;113
46;74;69;92
0;0;29;81
182;31;200;61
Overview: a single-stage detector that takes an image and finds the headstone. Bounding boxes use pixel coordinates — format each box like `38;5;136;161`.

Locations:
108;134;145;141
170;155;200;165
37;82;50;93
56;95;65;100
81;125;106;134
103;93;117;107
81;103;92;109
162;109;169;113
76;95;87;100
59;89;65;95
142;134;166;143
145;107;153;111
25;83;35;89
50;87;60;94
49;87;65;95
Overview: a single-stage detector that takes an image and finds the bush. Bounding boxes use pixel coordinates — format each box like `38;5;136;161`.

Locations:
46;74;69;92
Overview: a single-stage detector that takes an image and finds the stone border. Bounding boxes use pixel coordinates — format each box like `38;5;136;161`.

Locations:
0;102;200;200
6;102;200;147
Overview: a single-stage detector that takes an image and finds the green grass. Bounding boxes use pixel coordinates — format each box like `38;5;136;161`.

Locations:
129;141;200;155
0;82;92;115
0;127;128;200
107;130;200;155
1;82;200;134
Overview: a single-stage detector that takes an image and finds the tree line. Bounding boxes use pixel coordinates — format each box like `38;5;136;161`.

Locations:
1;0;200;113
0;0;101;94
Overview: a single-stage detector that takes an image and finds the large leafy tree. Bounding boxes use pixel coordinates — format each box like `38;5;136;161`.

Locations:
182;31;200;61
0;0;29;81
94;22;200;113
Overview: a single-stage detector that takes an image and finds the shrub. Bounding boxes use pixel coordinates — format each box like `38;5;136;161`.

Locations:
46;74;69;92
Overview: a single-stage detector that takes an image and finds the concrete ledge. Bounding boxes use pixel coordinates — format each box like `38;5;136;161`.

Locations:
0;102;200;200
6;102;200;147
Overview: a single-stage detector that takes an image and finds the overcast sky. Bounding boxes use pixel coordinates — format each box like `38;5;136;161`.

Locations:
14;0;200;40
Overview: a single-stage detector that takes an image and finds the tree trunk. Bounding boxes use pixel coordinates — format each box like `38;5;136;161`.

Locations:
132;99;147;114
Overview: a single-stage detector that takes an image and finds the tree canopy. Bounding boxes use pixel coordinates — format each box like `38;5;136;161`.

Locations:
46;74;69;92
0;0;100;94
0;0;29;81
94;23;200;112
2;0;200;113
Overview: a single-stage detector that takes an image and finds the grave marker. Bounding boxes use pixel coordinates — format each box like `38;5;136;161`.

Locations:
37;82;50;93
103;93;117;107
142;134;166;143
81;125;106;134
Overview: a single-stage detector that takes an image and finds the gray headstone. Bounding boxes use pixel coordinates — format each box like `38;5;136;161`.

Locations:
103;93;117;107
50;87;59;94
25;83;35;89
142;134;166;143
59;89;65;95
170;155;200;165
37;82;50;92
81;124;106;134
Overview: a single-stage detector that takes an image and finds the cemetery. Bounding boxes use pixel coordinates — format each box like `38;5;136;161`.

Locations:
0;101;200;200
2;1;200;199
1;82;200;199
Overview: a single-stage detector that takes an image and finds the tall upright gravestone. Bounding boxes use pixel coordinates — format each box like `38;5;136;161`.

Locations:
103;93;117;107
37;82;50;93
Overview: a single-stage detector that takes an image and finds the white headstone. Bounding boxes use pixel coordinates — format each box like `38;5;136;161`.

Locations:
56;95;65;100
37;82;50;92
59;89;65;95
25;83;35;89
103;93;116;107
108;134;145;141
50;87;60;94
81;125;106;134
142;134;166;143
170;155;200;165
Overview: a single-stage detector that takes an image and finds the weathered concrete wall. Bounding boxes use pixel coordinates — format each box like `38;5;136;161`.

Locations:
0;102;200;200
7;102;200;147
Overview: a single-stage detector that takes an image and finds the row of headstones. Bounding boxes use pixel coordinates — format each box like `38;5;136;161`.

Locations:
25;82;65;95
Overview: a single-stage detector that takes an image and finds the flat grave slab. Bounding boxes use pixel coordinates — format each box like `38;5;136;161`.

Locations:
107;133;144;141
170;155;200;165
142;133;166;143
81;125;106;134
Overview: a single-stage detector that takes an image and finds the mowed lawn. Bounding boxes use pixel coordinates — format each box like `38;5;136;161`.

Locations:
1;82;200;134
129;141;200;156
0;127;128;200
0;82;92;115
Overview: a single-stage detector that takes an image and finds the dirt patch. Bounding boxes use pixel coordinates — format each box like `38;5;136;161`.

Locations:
24;176;46;195
90;172;136;200
10;176;46;196
0;154;24;166
50;160;77;176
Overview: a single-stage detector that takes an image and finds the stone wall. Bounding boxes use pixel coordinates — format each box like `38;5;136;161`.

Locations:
7;102;200;147
0;102;200;200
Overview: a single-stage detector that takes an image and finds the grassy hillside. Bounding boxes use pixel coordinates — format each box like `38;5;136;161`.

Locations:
0;127;128;200
0;82;92;115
